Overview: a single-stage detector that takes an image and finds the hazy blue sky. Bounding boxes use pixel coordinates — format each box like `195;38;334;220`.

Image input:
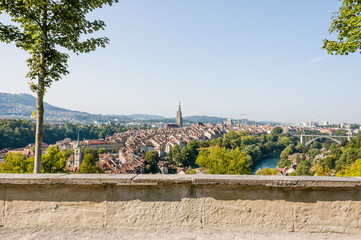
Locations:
1;0;360;124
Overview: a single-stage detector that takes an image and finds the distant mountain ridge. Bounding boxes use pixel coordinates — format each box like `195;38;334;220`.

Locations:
0;92;130;123
0;92;279;125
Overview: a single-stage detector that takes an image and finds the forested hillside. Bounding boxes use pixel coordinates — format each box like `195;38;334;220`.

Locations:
0;119;135;149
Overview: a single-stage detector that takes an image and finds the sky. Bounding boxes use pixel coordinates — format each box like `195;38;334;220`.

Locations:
1;0;360;124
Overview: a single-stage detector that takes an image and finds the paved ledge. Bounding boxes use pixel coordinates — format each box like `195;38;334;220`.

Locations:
0;174;360;188
1;228;361;240
1;174;361;233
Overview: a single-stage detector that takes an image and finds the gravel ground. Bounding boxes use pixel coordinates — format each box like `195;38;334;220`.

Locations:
1;228;361;240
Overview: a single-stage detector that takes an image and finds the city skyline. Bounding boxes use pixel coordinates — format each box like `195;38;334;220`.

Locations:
1;1;361;123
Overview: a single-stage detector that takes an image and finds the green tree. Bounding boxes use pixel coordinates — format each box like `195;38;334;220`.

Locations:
335;147;358;172
295;153;301;165
199;141;210;148
0;153;31;173
271;127;283;135
323;0;361;55
0;0;118;173
280;146;293;160
295;160;312;176
41;146;67;173
168;144;181;164
79;153;103;173
310;141;322;150
320;156;336;170
255;168;277;175
223;131;242;149
278;136;293;147
260;134;267;144
336;159;361;176
84;148;99;160
310;163;331;176
295;143;305;153
308;148;321;159
196;146;252;175
144;150;160;174
179;146;195;167
241;135;258;147
98;148;106;154
243;145;262;162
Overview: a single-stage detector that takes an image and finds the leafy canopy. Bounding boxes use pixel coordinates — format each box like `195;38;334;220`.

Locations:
0;0;118;92
323;0;361;55
144;150;160;174
196;146;252;175
0;147;67;173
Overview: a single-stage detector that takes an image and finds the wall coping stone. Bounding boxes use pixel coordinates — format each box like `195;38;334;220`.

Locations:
0;174;360;188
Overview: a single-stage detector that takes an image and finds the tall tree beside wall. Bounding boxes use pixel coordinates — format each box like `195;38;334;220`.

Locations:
0;0;118;173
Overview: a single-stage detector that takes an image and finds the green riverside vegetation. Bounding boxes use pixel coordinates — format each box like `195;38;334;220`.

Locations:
167;127;293;175
0;119;140;149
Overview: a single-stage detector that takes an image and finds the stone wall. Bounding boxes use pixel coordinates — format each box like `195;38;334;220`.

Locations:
0;174;361;233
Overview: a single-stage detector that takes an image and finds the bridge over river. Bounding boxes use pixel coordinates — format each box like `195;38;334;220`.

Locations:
295;132;355;146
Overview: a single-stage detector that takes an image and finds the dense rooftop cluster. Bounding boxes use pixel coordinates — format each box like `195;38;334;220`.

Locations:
62;123;274;174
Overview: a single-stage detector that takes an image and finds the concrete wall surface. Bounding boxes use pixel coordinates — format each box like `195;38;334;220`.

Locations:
0;174;361;234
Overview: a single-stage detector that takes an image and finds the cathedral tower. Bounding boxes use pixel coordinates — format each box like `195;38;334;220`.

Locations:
176;102;183;128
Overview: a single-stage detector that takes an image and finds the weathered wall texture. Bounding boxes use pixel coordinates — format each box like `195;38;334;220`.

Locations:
0;174;361;234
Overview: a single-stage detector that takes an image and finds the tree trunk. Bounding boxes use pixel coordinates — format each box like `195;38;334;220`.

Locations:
34;87;44;173
34;3;48;174
34;56;45;174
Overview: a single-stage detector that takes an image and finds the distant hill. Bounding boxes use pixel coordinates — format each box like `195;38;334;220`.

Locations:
0;92;280;125
0;92;130;123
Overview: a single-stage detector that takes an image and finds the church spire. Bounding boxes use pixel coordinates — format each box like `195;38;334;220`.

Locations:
176;102;183;128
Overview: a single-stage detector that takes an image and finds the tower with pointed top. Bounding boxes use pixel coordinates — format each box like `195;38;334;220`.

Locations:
74;131;82;167
176;102;183;128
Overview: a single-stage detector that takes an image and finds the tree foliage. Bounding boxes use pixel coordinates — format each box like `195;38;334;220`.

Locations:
196;146;252;175
144;150;160;174
336;159;361;176
0;147;68;173
41;146;67;173
0;153;32;173
295;160;311;176
323;0;361;55
0;119;132;149
79;153;103;173
0;0;118;173
255;168;277;175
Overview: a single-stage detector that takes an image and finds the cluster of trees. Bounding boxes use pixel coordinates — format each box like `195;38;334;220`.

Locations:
0;146;103;174
79;148;104;173
0;146;67;173
196;146;252;174
144;151;160;174
167;127;296;175
272;132;361;177
0;119;136;149
165;127;361;177
167;140;200;167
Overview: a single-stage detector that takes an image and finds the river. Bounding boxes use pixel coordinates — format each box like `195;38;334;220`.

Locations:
252;154;281;174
